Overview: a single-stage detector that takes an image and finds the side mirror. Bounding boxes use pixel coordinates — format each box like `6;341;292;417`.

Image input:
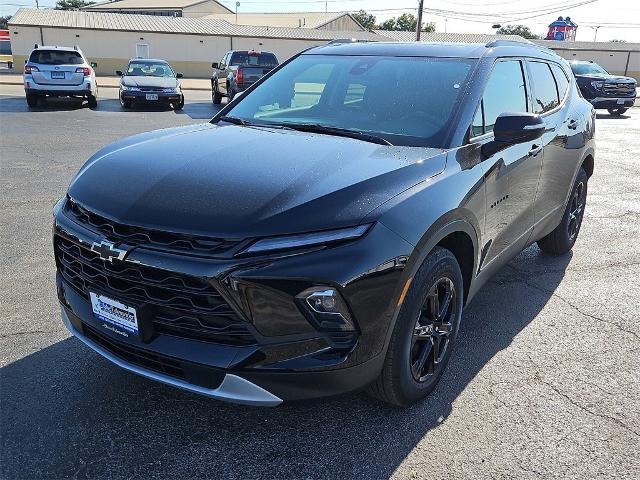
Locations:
115;70;123;76
176;72;183;78
211;62;219;69
482;112;545;158
90;62;97;68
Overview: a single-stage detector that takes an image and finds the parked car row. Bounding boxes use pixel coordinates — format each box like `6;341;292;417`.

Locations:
22;45;280;111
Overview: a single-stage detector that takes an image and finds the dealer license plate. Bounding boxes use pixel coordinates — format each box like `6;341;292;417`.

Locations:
90;292;139;337
146;93;158;101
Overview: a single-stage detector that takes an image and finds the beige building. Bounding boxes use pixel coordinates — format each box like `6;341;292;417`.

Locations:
83;0;232;17
534;39;640;80
205;12;365;31
7;8;381;77
8;8;638;80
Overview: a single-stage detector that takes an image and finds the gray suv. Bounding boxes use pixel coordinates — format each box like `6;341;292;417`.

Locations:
23;45;98;108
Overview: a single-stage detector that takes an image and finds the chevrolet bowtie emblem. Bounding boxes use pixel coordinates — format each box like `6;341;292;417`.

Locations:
90;240;128;262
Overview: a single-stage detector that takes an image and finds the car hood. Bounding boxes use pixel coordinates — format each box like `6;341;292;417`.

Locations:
68;124;446;238
122;76;179;88
575;73;637;84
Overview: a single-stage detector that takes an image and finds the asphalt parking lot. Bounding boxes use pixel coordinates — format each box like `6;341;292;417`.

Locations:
1;84;639;480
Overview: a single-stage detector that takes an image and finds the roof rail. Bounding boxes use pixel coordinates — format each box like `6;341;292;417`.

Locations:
485;39;531;48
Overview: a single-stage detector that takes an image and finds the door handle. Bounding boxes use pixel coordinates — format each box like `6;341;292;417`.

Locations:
529;144;543;157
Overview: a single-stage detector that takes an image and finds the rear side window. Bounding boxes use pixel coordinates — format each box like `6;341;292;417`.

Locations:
529;61;560;113
473;60;528;136
230;52;278;67
550;63;569;101
29;50;83;65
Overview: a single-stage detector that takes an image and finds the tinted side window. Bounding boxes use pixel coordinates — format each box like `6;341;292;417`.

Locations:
529;61;559;113
476;60;528;135
550;63;569;101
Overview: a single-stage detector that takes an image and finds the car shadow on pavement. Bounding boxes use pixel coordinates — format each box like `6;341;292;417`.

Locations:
596;112;631;120
0;246;572;479
176;101;223;120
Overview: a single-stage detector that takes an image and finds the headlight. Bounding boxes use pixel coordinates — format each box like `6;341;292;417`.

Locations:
121;85;139;91
243;224;371;254
591;80;604;90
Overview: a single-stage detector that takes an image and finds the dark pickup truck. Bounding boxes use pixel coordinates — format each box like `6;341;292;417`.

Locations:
211;50;278;104
570;60;637;116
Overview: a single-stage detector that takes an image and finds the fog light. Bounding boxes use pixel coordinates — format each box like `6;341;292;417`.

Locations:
296;287;355;331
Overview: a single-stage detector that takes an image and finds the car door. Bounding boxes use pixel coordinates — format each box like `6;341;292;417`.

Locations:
471;59;543;268
526;60;580;235
217;52;229;95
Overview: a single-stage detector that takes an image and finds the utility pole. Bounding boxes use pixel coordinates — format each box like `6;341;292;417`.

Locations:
416;0;424;41
592;25;601;41
235;1;240;24
35;0;39;8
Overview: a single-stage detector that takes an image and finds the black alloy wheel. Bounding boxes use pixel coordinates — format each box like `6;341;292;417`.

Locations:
410;277;456;382
567;180;586;242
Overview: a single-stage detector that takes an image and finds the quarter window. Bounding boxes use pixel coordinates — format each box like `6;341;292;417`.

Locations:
550;63;569;101
473;60;528;136
529;61;560;113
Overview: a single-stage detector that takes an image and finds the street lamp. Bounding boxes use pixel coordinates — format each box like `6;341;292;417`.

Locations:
235;1;240;24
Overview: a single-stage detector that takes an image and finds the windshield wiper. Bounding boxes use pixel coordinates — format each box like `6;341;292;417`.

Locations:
269;123;393;146
217;116;254;126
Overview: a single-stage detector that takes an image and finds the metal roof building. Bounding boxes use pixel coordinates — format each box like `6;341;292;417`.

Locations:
83;0;233;17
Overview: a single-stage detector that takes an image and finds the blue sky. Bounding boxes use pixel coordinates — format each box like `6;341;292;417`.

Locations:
2;0;639;42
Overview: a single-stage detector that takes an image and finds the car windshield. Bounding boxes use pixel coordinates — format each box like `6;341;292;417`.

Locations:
222;54;475;147
571;62;609;76
29;50;83;65
126;62;174;77
230;52;278;66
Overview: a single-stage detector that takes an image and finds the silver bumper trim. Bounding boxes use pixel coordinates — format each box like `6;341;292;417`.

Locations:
591;96;636;104
61;308;282;407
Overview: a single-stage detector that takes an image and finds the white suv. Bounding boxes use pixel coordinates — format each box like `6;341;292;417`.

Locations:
23;45;98;108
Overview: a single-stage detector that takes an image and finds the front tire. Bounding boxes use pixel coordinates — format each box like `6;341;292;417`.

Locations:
174;95;184;110
212;83;222;105
607;107;628;116
368;247;464;406
537;167;588;255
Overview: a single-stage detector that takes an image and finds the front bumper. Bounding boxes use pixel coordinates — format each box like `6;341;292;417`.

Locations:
589;96;636;109
53;201;412;403
120;90;182;104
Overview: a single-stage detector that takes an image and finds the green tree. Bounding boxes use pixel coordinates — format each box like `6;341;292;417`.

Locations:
496;25;541;39
611;39;627;42
352;10;376;30
0;15;10;30
55;0;95;10
377;13;435;32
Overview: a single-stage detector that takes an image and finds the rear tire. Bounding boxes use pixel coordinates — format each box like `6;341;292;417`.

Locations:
212;83;222;105
228;87;235;101
26;94;38;108
87;94;98;109
537;167;588;255
607;107;628;116
368;247;464;406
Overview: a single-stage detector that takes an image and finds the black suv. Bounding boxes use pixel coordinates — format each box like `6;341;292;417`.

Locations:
54;41;595;406
570;60;636;116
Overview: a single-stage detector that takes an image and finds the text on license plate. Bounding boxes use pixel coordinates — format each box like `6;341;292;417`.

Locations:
90;292;139;336
617;99;625;104
51;72;65;79
146;93;158;100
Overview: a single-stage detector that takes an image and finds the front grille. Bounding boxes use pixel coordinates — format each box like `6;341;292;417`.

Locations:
603;82;635;96
83;323;225;389
55;236;255;345
64;198;241;257
139;87;165;92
